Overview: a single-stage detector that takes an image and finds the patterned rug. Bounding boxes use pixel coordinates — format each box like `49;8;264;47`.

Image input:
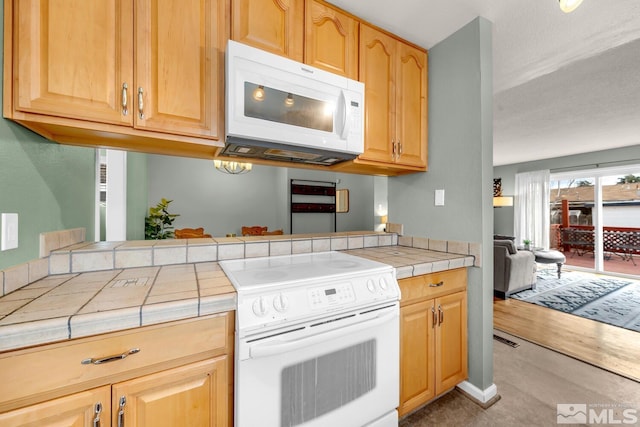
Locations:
511;269;640;333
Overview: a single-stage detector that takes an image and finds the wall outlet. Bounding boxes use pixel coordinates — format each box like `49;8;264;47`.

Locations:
1;213;19;251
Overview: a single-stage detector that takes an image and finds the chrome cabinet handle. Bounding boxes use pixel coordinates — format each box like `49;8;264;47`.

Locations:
121;83;128;116
398;140;403;156
93;402;102;427
138;87;144;119
117;396;126;427
81;348;140;365
391;139;396;160
429;281;444;288
438;304;444;325
431;306;437;328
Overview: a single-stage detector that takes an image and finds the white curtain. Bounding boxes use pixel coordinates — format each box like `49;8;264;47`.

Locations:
514;170;550;250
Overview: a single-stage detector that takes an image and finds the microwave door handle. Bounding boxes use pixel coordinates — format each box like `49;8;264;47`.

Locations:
249;310;397;359
337;90;351;139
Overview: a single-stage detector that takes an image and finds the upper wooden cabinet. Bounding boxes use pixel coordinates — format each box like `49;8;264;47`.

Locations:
5;0;426;174
135;0;224;139
4;0;227;158
231;0;304;61
12;0;133;126
357;23;427;170
304;0;358;79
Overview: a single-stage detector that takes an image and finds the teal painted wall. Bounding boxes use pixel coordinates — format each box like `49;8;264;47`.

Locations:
0;124;96;270
493;145;640;236
389;17;495;392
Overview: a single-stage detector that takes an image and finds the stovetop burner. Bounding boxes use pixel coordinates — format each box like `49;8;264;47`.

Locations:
220;251;391;291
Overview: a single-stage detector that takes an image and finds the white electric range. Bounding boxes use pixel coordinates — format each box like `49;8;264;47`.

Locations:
220;251;401;427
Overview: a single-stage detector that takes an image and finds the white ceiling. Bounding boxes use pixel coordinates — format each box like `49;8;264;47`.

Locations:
327;0;640;166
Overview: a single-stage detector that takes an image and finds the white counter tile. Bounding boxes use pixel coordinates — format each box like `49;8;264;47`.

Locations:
312;238;330;252
245;242;269;258
141;299;199;326
0;317;69;352
153;246;187;265
115;249;153;269
270;240;292;256
292;239;312;254
72;251;114;272
70;307;141;339
187;244;217;263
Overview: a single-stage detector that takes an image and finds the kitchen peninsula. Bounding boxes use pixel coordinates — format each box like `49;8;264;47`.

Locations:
0;230;478;424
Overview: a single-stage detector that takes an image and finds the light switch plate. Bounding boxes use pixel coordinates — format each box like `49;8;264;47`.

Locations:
1;213;19;251
435;189;445;206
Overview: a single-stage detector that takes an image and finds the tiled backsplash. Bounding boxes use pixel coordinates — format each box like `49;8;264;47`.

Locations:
0;229;481;298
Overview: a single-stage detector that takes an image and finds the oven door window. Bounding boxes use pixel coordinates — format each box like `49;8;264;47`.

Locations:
281;339;376;426
236;306;399;427
244;82;334;132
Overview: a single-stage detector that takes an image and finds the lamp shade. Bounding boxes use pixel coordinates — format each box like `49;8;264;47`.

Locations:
559;0;583;13
493;196;513;207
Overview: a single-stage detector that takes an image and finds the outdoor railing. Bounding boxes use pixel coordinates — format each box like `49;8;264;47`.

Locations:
558;225;640;262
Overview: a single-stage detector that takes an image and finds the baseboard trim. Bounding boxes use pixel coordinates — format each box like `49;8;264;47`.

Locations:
456;381;499;408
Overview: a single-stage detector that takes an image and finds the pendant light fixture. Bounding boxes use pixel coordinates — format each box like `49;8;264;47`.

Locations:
559;0;584;13
213;159;253;174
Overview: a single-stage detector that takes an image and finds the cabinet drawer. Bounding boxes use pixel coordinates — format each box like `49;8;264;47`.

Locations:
0;312;232;412
399;268;467;306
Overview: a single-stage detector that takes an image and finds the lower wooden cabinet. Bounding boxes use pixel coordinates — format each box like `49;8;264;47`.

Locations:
114;357;228;427
398;269;468;417
0;313;234;427
0;386;112;426
0;357;227;427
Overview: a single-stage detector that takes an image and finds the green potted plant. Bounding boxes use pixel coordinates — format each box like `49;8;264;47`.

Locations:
145;198;180;239
523;239;531;251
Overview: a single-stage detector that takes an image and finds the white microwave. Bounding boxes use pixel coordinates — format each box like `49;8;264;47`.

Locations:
224;40;364;166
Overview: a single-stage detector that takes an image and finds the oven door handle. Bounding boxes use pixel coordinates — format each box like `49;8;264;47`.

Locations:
249;310;397;359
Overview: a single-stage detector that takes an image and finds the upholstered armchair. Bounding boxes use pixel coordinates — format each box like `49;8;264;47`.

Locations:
494;239;537;298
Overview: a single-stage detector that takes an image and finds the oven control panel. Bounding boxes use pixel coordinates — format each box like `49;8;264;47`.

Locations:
237;269;400;334
308;282;355;309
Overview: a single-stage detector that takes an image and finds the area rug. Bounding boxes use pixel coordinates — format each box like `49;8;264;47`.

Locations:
511;269;640;333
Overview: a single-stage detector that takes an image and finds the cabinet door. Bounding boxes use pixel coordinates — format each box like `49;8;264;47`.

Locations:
396;43;427;168
358;24;396;163
304;0;358;79
399;300;435;417
435;291;468;395
13;0;133;125
112;357;228;427
0;386;111;427
135;0;225;139
232;0;303;61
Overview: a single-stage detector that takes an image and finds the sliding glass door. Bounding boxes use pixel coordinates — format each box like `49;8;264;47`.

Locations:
550;166;640;277
550;175;595;270
600;170;640;275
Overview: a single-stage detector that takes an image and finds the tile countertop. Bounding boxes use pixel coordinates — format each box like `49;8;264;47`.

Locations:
0;237;475;353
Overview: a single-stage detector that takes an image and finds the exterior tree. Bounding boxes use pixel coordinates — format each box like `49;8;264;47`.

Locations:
617;174;640;184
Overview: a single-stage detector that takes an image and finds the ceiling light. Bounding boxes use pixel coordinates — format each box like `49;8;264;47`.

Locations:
559;0;583;13
213;159;252;174
285;93;294;107
252;85;265;102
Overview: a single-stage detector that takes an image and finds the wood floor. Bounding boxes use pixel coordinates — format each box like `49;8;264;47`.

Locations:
493;298;640;382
